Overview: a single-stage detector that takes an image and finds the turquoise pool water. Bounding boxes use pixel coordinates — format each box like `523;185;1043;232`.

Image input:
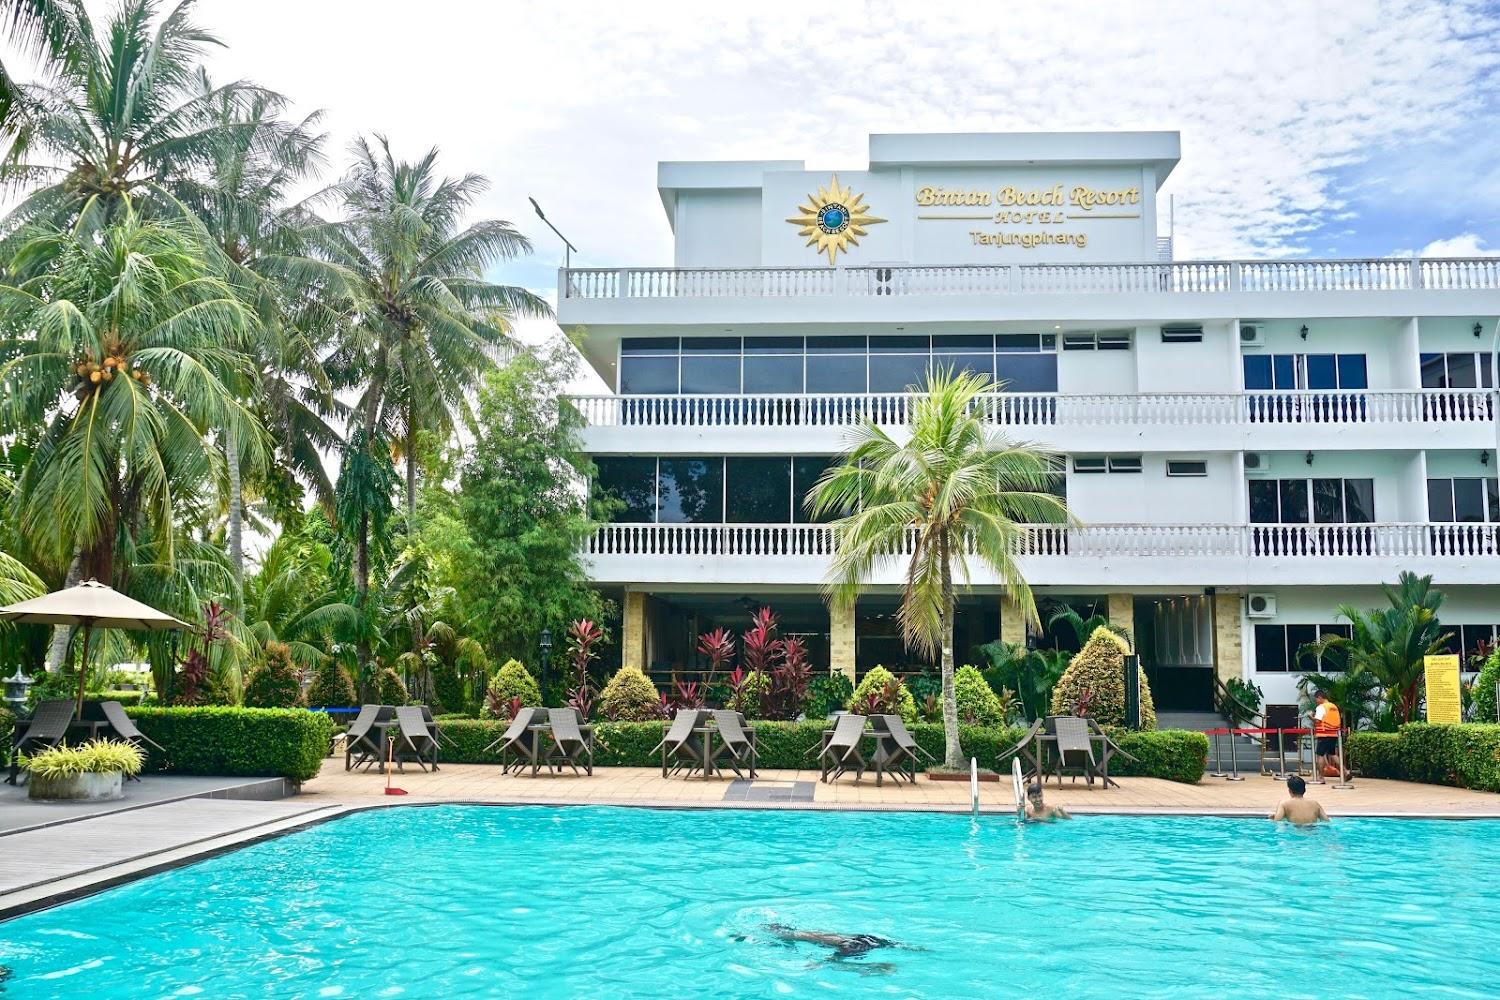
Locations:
0;805;1493;998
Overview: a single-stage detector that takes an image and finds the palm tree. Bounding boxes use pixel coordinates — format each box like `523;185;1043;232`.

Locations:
320;136;551;535
1325;572;1452;727
1;1;85;132
810;369;1069;768
2;0;273;234
241;533;358;672
1047;601;1130;649
0;208;263;590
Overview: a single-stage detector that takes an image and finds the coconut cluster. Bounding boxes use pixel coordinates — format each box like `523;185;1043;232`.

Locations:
72;353;151;394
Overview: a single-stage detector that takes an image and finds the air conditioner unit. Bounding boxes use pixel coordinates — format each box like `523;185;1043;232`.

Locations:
1239;323;1265;347
1247;593;1277;618
1243;451;1272;473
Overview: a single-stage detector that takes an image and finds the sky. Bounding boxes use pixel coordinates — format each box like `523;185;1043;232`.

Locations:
36;0;1500;352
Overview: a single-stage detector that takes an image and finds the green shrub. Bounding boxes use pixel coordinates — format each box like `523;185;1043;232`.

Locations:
25;738;144;778
730;671;771;718
1105;728;1208;784
906;671;942;704
955;665;1006;726
805;674;853;720
1472;649;1500;722
375;667;409;706
481;659;542;718
1347;723;1500;792
305;659;358;709
1050;626;1156;729
242;642;304;709
0;705;15;749
847;666;916;723
96;690;145;708
432;663;468;716
126;706;335;782
599;666;661;721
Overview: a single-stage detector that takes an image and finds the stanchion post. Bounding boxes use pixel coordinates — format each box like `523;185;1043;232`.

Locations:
1226;727;1244;781
1272;727;1289;780
1208;730;1226;779
1333;727;1354;789
1307;716;1325;785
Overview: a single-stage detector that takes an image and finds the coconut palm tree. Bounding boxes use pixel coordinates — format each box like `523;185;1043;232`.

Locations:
1;1;86;133
1;0;273;234
240;533;358;671
319;136;551;538
0;208;264;590
810;369;1069;768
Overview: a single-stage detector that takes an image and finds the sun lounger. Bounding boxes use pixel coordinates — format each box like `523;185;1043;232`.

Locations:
6;699;74;785
820;712;868;783
546;707;593;775
871;714;932;785
394;706;440;772
711;710;757;778
420;705;457;748
484;706;545;773
100;700;165;779
652;709;707;778
343;704;390;771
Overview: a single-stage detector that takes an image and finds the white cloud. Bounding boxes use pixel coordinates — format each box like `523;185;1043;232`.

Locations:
1417;233;1497;258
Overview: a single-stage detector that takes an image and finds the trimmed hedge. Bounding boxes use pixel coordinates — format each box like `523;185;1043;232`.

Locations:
427;718;1207;783
1348;723;1500;792
127;706;335;782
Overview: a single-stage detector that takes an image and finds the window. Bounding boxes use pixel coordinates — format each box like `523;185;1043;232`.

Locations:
869;334;932;392
725;457;791;522
1166;460;1208;477
1457;625;1500;666
1072;455;1140;475
1072;456;1107;474
1062;333;1094;352
656;458;723;524
1428;478;1500;523
1248;478;1375;523
1107;455;1142;473
806;335;867;393
1421;352;1495;389
593;457;657;522
1063;330;1132;351
679;337;740;394
793;456;838;522
1160;325;1203;343
1097;330;1132;351
932;333;994;379
1242;353;1368;390
1253;623;1352;672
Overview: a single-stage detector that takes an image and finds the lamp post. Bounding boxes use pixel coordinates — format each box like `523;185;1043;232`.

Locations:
539;629;553;697
529;197;579;269
3;667;33;718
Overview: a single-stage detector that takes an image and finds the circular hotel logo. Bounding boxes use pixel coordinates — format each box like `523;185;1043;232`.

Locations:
786;174;885;265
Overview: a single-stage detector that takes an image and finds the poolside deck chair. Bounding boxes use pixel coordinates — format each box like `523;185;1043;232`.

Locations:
394;706;440;773
995;719;1044;780
546;707;593;776
100;700;166;780
484;707;545;773
820;713;868;783
420;705;457;748
652;709;707;778
5;699;75;785
1049;716;1099;787
711;710;757;778
343;704;390;772
871;714;933;785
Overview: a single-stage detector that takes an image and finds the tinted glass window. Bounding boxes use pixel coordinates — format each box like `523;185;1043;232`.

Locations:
1428;479;1455;521
1285;625;1318;669
793;456;838;522
743;336;803;354
1305;355;1337;390
1254;625;1287;671
1448;353;1478;388
594;457;657;522
868;334;928;353
996;334;1043;353
725;457;791;522
1337;354;1368;389
1420;353;1446;388
1272;355;1297;390
869;353;931;392
806;354;867;392
619;355;677;394
1243;355;1273;391
933;334;992;350
1278;479;1309;523
657;458;722;524
1344;479;1375;523
807;335;866;354
620;337;678;356
743;356;804;393
1249;479;1279;523
932;352;994;378
681;337;739;355
998;353;1058;392
1488;479;1499;522
1454;477;1486;522
679;355;739;394
1312;478;1343;523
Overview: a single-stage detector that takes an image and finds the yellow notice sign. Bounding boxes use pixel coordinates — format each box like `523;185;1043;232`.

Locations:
1425;654;1463;724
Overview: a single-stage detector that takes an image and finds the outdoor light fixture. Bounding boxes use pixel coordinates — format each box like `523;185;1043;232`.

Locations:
1299;324;1309;340
1483;451;1491;466
528;197;579;269
1305;451;1315;465
1475;322;1484;339
539;628;553;692
3;667;33;717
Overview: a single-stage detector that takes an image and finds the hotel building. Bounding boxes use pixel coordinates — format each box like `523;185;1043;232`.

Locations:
558;131;1500;713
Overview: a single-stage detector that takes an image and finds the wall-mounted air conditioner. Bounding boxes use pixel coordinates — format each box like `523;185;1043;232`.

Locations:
1247;593;1277;618
1239;323;1265;347
1243;452;1272;474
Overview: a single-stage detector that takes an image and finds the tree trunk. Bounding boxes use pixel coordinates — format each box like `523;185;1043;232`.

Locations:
42;555;83;673
355;508;370;687
939;534;963;769
225;424;244;609
405;398;418;534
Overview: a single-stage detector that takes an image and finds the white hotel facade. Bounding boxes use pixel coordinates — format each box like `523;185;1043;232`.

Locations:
558;131;1500;713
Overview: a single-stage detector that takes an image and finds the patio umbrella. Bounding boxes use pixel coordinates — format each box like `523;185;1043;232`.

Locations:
0;579;187;717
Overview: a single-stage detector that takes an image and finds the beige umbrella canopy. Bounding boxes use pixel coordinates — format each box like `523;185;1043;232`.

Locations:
0;579;188;716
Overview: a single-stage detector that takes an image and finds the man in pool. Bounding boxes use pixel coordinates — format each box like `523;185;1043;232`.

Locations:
1024;782;1071;822
1270;775;1328;825
762;924;900;960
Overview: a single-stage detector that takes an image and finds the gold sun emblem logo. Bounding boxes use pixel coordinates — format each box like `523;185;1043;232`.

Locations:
786;173;885;265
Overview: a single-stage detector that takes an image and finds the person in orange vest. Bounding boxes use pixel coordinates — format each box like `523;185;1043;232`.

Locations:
1313;691;1343;778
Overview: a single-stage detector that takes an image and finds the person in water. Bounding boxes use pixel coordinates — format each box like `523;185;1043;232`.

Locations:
763;924;900;960
1024;782;1071;822
1270;774;1328;825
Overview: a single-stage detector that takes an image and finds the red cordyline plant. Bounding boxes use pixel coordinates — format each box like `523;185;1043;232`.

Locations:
741;607;781;678
671;679;705;710
767;635;812;720
566;619;605;720
174;601;232;705
696;627;735;685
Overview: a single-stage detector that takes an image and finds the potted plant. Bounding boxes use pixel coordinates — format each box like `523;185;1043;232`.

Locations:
25;739;145;802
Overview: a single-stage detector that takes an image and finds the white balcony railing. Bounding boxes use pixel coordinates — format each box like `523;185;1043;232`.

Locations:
586;522;1500;560
562;257;1500;300
567;389;1492;429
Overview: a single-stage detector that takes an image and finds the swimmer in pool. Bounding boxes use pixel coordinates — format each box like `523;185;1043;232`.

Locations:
762;924;900;959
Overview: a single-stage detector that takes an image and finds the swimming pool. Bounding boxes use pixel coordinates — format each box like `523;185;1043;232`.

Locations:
0;805;1493;998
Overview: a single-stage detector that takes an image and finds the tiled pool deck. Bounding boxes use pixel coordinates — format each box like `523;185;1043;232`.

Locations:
3;764;1497;917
